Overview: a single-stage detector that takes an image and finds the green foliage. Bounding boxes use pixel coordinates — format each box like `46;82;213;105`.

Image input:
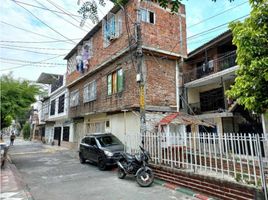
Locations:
226;0;268;114
2;115;13;129
22;122;31;140
78;0;233;25
0;74;41;129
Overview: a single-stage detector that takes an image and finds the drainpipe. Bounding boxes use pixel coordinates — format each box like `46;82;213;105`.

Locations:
176;60;180;112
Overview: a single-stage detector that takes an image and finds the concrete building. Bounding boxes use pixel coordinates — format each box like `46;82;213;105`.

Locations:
182;30;263;134
64;0;187;146
37;73;75;148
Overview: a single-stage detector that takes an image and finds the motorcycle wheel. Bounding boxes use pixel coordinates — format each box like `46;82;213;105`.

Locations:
136;169;154;187
117;167;126;179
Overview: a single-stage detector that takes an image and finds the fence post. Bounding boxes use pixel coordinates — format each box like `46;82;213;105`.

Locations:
256;135;268;200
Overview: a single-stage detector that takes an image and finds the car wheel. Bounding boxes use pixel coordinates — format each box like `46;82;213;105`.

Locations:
79;153;86;164
98;158;106;171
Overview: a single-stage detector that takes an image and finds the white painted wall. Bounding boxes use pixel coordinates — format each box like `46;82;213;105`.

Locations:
110;112;140;143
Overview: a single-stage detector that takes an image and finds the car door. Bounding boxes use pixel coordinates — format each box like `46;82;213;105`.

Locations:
81;137;91;160
88;137;99;162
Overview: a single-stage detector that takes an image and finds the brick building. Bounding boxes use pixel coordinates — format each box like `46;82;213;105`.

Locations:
64;0;187;146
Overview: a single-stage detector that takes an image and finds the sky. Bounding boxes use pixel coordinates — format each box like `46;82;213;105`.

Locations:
0;0;251;81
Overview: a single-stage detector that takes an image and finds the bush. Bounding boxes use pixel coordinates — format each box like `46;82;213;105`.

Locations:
22;122;31;140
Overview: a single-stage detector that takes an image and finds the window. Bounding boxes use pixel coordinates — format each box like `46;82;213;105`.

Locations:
70;90;79;107
67;54;77;74
139;9;155;24
58;94;65;113
50;99;55;116
102;12;122;47
200;88;225;112
107;68;124;95
83;81;97;103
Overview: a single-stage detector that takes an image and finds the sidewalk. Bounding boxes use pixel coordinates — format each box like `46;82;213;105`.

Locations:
1;158;34;200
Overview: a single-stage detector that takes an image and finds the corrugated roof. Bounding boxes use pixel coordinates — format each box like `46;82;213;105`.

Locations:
159;112;214;127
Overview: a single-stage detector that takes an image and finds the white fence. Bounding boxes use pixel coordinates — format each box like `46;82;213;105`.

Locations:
124;132;268;191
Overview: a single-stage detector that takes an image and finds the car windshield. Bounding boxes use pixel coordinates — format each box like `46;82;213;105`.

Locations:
96;135;122;147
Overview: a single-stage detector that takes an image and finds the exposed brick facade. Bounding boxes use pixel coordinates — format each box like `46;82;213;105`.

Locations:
66;0;187;118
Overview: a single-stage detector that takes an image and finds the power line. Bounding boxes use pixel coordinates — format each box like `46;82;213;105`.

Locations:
0;57;66;65
0;21;71;42
0;38;81;44
0;61;65;67
0;46;64;56
0;44;70;50
0;54;65;72
13;1;76;44
187;1;248;29
33;0;88;33
168;14;249;56
45;0;93;30
11;0;82;18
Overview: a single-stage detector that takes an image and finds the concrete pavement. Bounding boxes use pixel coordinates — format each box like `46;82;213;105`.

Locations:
1;138;198;200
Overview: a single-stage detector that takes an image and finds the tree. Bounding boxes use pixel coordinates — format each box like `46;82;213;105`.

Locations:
22;122;31;140
78;0;233;26
0;74;41;129
226;0;268;114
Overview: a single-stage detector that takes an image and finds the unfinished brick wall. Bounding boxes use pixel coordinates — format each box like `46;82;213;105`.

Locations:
66;0;187;85
145;55;177;107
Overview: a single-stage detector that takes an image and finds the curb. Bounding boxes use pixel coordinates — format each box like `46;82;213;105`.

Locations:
154;179;215;200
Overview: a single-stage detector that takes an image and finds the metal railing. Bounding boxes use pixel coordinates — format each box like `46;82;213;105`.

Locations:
184;51;237;84
124;132;268;194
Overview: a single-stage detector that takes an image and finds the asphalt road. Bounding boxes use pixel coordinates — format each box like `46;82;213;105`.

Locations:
9;139;197;200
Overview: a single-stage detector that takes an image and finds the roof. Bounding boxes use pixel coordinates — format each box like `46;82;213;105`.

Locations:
64;5;121;60
36;73;63;84
159;112;214;127
187;30;232;59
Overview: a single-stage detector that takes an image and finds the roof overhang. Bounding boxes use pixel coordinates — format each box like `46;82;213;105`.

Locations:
158;112;215;127
37;73;62;84
187;30;232;59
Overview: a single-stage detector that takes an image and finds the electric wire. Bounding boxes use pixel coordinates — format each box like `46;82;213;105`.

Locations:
0;57;66;65
0;44;70;50
45;0;93;30
187;1;248;29
0;46;64;56
33;0;88;33
0;54;65;72
0;21;72;42
13;1;77;44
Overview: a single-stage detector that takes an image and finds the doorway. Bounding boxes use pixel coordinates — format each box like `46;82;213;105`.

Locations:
54;127;62;146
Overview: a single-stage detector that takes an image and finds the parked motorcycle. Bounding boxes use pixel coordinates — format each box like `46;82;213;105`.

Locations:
117;145;154;187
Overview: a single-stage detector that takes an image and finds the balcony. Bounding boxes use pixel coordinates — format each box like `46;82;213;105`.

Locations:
184;51;237;84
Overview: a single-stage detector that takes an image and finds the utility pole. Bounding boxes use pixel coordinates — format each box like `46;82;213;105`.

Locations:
136;2;146;145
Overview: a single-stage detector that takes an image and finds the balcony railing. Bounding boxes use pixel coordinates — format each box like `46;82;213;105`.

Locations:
184;51;237;84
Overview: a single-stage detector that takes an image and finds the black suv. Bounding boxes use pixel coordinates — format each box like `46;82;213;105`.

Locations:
79;133;124;170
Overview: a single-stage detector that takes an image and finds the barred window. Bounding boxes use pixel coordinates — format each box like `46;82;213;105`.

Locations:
70;89;79;107
58;94;65;113
83;81;97;103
